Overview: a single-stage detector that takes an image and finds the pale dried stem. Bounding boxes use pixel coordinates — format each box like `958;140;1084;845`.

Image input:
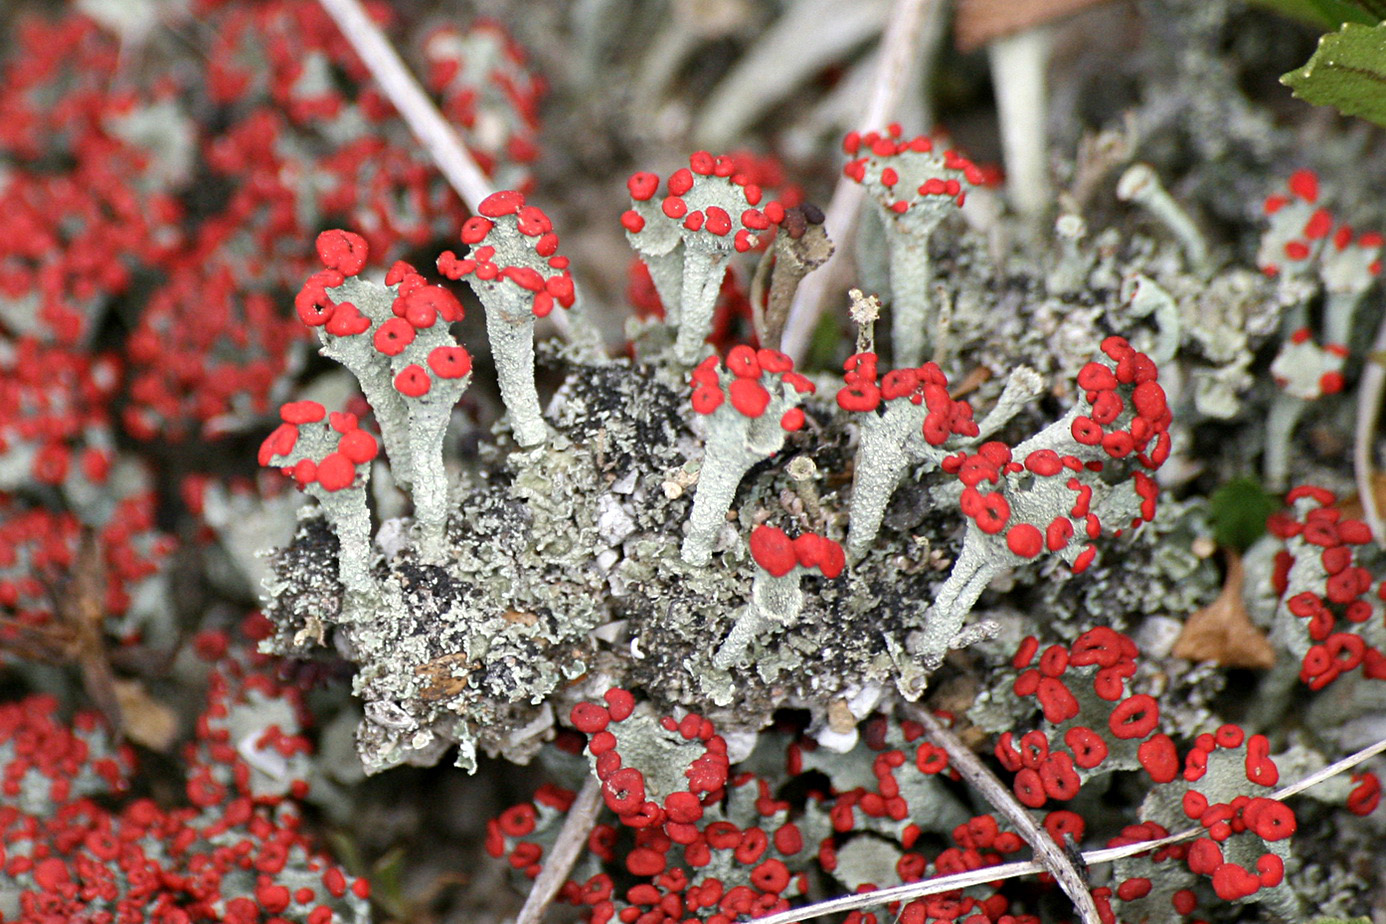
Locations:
1354;312;1386;545
906;706;1100;924
751;734;1386;924
316;0;577;351
989;27;1052;218
515;775;604;924
316;0;493;212
780;0;944;363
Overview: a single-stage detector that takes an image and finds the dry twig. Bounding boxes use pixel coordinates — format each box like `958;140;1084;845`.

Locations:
515;775;604;924
749;734;1386;924
1354;312;1386;544
779;0;945;363
315;0;493;212
316;0;583;348
906;706;1101;924
0;531;124;736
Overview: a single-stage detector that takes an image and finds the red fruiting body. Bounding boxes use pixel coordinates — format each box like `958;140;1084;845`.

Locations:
1109;695;1159;740
325;301;372;337
793;533;846;579
604;688;635;721
374;317;417;355
281;400;326;424
428;345;473;379
339;429;378;464
259;423;298;465
315;453;355;491
461;215;494;244
315;229;369;276
1006;524;1043;558
728;379;770;417
628;172;660;201
1289;168;1319;202
1348;772;1381;815
837;383;881;413
394;364;432;397
691;385;724;414
726;344;761;378
749;525;797;577
1137;734;1179;783
479;189;525;217
1065;726;1108;769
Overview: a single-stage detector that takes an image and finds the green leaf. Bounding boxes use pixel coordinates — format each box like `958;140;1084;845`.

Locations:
1352;0;1386;20
1247;0;1379;28
1283;22;1386;127
805;310;844;372
369;845;412;918
1209;477;1280;552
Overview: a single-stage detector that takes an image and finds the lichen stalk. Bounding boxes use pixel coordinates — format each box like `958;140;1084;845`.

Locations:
258;399;384;598
988;27;1052;218
913;535;993;666
1121;274;1181;364
1325;292;1364;347
838;351;982;559
673;248;730;366
716;526;845;668
1046;213;1089;296
846;401;928;560
913;340;1171;667
682;351;814;566
1116;163;1210;274
308;481;376;596
1263;391;1308;493
405;407;454;558
621;155;783;367
973;365;1045;440
713;572;804;669
486;306;547;448
318;277;419;489
682;414;780;567
841;127;980;367
888;236;934;367
441;190;580;450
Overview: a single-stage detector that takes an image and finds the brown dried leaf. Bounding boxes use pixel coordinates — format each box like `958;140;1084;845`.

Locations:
414;653;476;701
955;0;1114;52
1172;551;1276;669
502;610;539;627
826;698;856;734
113;679;179;751
1335;471;1386;522
949;365;994;400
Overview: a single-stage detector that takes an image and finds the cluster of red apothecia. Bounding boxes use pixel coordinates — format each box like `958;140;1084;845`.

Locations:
689;346;815;430
0;2;536;460
0;616;369;924
941;338;1168;570
0;492;174;663
625;152;803;352
483;614;1384;924
834;353;979;444
1268;485;1386;689
1001;628;1332;910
